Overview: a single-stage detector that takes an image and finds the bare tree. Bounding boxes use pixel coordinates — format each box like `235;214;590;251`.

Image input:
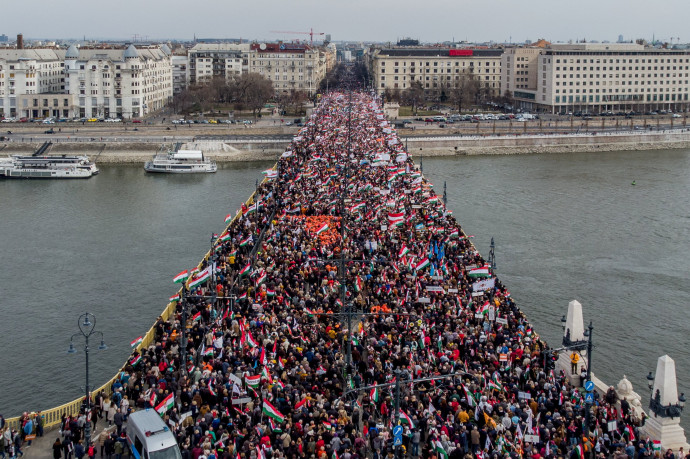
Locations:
449;74;478;113
401;81;424;115
231;73;274;118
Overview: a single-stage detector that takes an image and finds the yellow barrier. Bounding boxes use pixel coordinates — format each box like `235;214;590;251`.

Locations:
3;172;274;433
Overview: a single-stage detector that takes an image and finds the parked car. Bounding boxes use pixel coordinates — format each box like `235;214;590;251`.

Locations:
132;119;142;123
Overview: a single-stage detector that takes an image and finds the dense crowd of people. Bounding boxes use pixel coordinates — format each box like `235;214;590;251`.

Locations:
5;92;674;459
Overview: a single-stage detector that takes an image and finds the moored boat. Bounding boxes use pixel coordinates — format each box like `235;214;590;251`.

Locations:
144;150;217;174
0;155;99;179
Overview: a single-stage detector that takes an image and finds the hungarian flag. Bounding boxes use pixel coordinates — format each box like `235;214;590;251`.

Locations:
350;203;366;213
219;232;231;242
155;393;174;414
355;276;363;292
129;355;142;366
238;292;248;301
398;245;410;258
191;312;201;322
208;384;217;397
278;357;285;370
203;347;214;357
262;400;285;423
173;270;189;284
266;288;276;297
414;258;430;271
262;169;279;179
188;266;211;289
260;347;267;365
400;411;415;428
468;265;491;278
149;391;156;407
370;386;379;402
434;441;449;459
130;336;143;348
322;421;333;430
477;301;490;315
245;374;261;388
449;229;460;238
245;330;258;348
169;294;180;303
239;236;253;247
315;223;329;235
239;263;252;276
388;212;405;223
224;214;233;223
573;444;585;459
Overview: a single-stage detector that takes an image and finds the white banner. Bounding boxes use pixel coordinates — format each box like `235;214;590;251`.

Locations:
472;278;495;292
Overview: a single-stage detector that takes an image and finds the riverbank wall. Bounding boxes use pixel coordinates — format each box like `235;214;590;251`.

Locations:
1;130;689;163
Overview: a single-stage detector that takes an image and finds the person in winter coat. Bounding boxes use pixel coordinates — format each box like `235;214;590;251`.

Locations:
52;438;63;459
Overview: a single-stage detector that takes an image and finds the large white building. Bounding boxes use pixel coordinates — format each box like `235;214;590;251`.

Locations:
502;43;690;114
370;48;503;99
0;49;67;118
64;44;173;119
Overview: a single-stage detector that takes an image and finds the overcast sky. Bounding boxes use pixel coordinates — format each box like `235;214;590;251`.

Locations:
3;0;688;44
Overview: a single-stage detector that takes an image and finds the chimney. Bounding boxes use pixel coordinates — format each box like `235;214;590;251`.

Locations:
17;34;23;49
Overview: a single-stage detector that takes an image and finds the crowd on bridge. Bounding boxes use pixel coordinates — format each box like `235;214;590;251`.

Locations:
8;92;676;459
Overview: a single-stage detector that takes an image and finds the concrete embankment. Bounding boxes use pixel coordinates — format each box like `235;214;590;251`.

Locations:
2;130;690;162
403;130;690;156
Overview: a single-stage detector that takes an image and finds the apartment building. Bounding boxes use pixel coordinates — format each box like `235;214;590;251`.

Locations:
64;44;173;119
0;49;66;118
187;43;248;86
370;48;503;99
503;43;690;114
247;42;331;96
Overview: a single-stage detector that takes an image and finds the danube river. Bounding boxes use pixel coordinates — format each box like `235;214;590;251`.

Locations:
0;150;688;429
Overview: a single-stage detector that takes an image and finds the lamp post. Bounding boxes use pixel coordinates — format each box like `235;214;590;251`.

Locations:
646;370;686;419
68;312;107;448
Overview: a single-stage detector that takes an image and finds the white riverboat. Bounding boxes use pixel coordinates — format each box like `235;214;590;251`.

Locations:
0;155;99;178
144;150;217;174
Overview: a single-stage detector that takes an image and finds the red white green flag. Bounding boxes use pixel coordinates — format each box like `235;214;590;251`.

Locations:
239;263;252;276
245;374;261;388
398;245;410;258
129;355;142;366
315;223;329;235
370;386;379;402
224;214;233;223
414;257;430;271
130;336;143;348
173;270;189;284
169;294;180;303
262;400;285;423
468;265;491;278
155;393;174;414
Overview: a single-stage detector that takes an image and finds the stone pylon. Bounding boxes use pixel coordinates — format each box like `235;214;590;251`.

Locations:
556;300;588;385
640;355;689;451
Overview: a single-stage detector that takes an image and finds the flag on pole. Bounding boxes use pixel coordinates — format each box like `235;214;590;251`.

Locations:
130;336;143;348
315;223;329;235
468;265;492;278
173;270;189;283
129;355;142;366
370;386;379;402
262;400;286;423
239;263;252;276
245;374;261;388
155;393;174;414
224;214;233;223
295;398;309;410
400;411;415;428
434;441;449;459
414;257;430;271
169;294;180;303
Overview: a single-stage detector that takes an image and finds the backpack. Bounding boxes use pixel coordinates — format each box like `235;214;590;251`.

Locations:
88;445;95;456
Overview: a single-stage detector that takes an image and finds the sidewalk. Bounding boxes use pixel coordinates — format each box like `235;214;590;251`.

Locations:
21;424;118;458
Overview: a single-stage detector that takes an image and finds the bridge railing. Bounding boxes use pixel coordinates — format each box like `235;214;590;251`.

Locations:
2;171;270;433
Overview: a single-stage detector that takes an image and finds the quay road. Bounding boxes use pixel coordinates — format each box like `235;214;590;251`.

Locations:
0;113;687;144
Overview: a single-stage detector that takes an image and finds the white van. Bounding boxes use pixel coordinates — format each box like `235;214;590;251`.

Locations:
126;409;182;459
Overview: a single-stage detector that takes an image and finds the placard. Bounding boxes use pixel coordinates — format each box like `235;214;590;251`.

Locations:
418;297;431;304
474;313;485;319
228;373;243;386
499;354;508;362
448;288;458;293
232;397;252;405
381;225;388;231
411;205;422;209
488;306;496;321
430;275;444;280
524;434;540;444
472;291;485;297
426;286;444;292
607;420;617;432
518;391;531;400
496;317;508;325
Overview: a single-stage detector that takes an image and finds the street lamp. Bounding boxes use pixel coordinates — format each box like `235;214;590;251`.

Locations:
67;312;106;448
646;370;686;419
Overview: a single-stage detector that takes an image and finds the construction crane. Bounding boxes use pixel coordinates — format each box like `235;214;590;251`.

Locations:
270;28;325;46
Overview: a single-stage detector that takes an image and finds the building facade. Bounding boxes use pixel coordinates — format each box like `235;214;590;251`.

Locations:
503;43;690;114
247;43;331;95
187;43;247;86
370;48;503;100
64;44;173;119
0;49;66;118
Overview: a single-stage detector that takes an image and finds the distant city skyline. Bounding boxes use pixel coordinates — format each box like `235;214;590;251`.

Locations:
2;0;689;45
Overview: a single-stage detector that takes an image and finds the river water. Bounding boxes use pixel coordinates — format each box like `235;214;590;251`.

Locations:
1;151;688;429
